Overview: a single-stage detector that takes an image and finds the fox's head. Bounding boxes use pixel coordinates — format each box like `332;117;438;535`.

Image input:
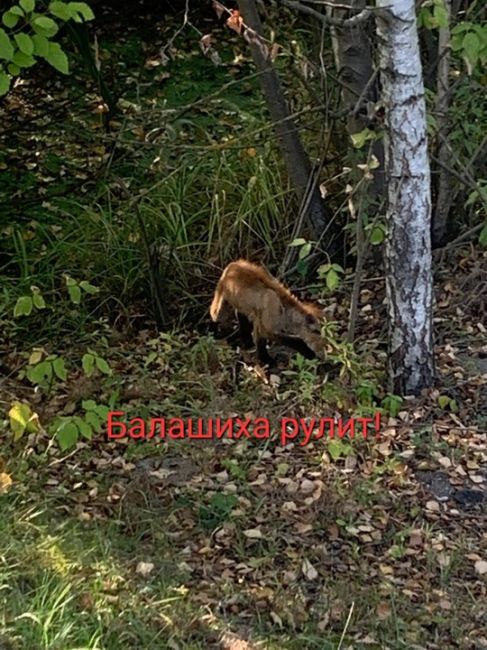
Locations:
280;303;325;358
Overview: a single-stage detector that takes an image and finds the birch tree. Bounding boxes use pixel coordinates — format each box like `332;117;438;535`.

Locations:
376;0;435;395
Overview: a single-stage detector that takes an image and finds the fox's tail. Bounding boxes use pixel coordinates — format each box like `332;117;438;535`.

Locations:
209;281;225;322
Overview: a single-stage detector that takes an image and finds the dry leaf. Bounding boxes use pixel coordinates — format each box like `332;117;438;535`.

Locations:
136;561;154;577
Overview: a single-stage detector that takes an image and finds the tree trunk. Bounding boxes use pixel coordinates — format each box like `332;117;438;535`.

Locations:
327;0;385;196
376;0;435;395
237;0;332;239
432;0;452;246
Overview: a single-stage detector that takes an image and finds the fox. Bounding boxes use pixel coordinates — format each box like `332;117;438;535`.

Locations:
209;259;325;364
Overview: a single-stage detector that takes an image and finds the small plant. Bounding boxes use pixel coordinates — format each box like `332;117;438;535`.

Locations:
321;321;360;378
381;394;403;417
198;493;238;530
13;286;46;317
64;275;99;305
317;262;344;292
50;400;110;450
288;237;315;276
24;351;67;391
82;349;112;377
282;354;319;405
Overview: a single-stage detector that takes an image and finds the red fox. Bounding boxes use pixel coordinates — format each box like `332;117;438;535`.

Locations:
210;259;325;364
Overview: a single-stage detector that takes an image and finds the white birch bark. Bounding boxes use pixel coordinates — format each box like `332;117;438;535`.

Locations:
376;0;435;394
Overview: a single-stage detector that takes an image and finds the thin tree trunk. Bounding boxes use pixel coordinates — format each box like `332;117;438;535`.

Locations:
237;0;332;239
432;0;452;246
327;0;385;196
376;0;435;395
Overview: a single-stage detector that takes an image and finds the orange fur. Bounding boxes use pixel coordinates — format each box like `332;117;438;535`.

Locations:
210;259;325;359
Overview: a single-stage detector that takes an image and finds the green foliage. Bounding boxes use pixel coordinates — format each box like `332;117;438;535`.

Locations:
328;438;353;461
366;222;386;246
13;286;46;317
318;263;344;292
64;275;99;305
25;353;67;390
350;127;379;149
198;493;238;530
381;394;403;418
51;400;109;450
451;22;487;75
437;394;459;412
417;0;449;30
82;349;112;377
0;0;94;95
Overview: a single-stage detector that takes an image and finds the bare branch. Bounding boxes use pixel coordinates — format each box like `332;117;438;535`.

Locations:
280;0;373;27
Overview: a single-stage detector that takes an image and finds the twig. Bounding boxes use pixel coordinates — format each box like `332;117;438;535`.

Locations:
280;0;373;27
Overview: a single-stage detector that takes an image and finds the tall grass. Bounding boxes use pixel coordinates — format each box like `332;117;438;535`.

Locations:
1;140;298;338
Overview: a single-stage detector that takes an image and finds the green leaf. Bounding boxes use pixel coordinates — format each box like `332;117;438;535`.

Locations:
0;71;10;95
52;357;67;381
85;411;102;433
0;29;14;60
451;22;473;35
326;268;339;291
370;225;385;245
82;399;97;411
479;223;487;247
289;238;307;247
328;439;347;461
318;263;330;277
27;360;53;385
298;242;312;260
463;31;480;69
32;33;49;57
94;404;109;419
49;1;72;20
43;41;68;73
68;2;94;20
33;15;58;37
14;296;33;317
14;33;34;55
95;356;112;376
13;51;35;67
68;284;81;304
32;292;46;309
20;0;36;12
82;353;95;376
2;11;21;28
8;6;25;17
79;280;99;294
437;395;450;409
7;63;20;75
433;4;448;28
73;416;93;439
351;128;375;149
56;419;79;450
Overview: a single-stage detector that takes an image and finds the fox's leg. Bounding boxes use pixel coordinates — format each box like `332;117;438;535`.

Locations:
278;336;317;359
237;312;254;349
256;337;273;365
251;320;273;364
